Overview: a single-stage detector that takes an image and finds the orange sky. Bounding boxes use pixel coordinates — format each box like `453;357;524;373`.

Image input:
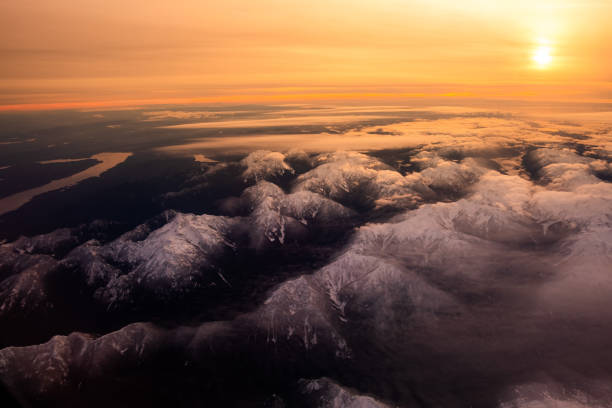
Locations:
1;0;611;110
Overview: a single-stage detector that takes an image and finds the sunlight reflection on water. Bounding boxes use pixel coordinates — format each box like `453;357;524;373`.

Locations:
0;152;132;215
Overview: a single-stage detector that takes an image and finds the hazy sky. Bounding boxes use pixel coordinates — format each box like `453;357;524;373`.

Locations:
1;0;611;109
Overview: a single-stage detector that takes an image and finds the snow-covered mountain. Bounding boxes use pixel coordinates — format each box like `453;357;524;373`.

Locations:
1;112;612;408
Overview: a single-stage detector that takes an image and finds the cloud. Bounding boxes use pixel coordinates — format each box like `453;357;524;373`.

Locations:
157;113;612;159
160;115;384;129
498;379;612;408
141;110;219;121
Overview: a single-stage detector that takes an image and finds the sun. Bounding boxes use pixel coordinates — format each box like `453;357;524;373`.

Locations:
532;41;553;68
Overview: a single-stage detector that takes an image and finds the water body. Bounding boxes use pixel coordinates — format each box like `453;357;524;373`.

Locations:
37;158;93;164
193;154;217;163
0;152;132;216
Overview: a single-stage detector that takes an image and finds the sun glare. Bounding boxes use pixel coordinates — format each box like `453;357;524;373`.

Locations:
532;40;553;68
